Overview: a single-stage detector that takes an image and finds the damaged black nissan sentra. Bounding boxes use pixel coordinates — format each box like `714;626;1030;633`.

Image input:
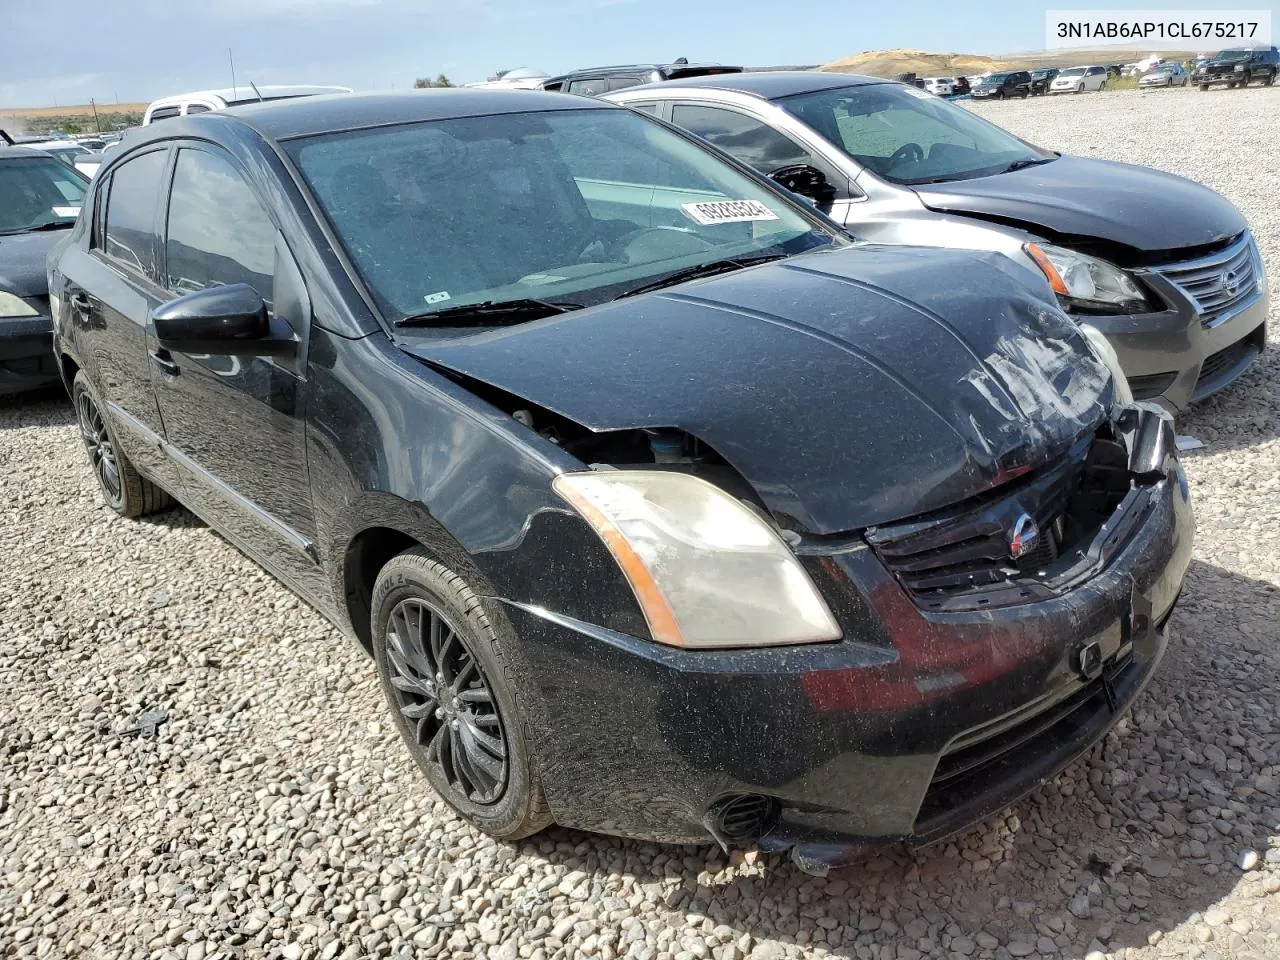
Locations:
49;90;1193;870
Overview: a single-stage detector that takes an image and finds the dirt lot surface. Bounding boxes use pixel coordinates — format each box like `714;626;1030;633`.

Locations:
1;88;1277;960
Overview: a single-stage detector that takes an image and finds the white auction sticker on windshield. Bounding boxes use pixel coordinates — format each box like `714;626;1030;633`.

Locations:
680;199;780;226
52;206;80;218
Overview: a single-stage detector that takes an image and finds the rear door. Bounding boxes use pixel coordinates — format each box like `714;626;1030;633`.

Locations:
61;146;182;491
149;142;325;599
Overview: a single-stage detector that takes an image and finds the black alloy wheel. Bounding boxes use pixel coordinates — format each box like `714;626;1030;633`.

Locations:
370;547;552;840
71;372;173;517
76;389;121;504
384;597;508;804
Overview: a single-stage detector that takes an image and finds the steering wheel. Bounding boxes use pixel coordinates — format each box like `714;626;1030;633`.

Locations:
888;142;925;168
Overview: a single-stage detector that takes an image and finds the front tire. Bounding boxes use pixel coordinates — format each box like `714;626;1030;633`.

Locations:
371;547;552;841
72;372;173;518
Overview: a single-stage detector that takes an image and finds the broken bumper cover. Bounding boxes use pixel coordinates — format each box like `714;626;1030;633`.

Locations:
492;435;1193;859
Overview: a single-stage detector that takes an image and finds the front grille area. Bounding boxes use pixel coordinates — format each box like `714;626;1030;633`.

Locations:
914;647;1139;834
1198;336;1258;388
1127;371;1178;402
867;429;1133;612
1155;233;1261;328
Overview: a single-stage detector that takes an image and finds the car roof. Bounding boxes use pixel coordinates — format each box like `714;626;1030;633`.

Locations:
147;85;352;108
128;89;612;144
567;62;740;75
0;145;55;159
616;70;889;100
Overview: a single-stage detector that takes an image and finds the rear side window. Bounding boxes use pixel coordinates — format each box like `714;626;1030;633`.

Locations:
165;148;276;303
101;150;167;277
184;104;211;115
670;104;817;175
149;106;180;122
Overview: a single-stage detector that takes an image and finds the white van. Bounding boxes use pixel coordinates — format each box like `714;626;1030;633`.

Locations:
142;85;352;124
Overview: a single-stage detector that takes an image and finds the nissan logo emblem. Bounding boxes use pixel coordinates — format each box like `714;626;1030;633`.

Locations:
1220;268;1242;298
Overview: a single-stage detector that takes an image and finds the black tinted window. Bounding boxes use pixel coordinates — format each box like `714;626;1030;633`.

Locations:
184;104;211;114
627;102;660;116
670;104;815;175
165;148;276;302
149;106;180;122
102;150;166;276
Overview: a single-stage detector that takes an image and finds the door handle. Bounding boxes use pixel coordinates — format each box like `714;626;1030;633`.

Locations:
150;349;181;377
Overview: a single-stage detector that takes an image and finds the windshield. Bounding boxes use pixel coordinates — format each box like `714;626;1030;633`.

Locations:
981;72;1013;83
776;83;1050;185
289;108;836;323
0;156;86;234
1215;50;1250;61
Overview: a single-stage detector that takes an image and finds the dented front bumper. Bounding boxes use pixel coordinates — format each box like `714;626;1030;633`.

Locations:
490;406;1192;863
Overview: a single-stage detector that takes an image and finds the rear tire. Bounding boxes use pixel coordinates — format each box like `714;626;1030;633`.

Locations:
1199;83;1210;91
371;547;553;841
1266;70;1276;86
72;372;174;518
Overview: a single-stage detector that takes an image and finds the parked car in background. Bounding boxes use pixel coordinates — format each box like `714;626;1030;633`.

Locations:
1030;68;1060;95
465;68;550;90
1192;47;1279;89
607;71;1269;410
922;77;954;96
142;85;352;124
1050;66;1109;93
15;139;91;169
1140;64;1190;88
49;89;1191;872
951;76;971;96
0;146;87;393
541;59;742;95
970;70;1031;99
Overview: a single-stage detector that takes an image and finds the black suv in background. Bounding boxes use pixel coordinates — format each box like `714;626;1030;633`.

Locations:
1030;68;1060;95
1193;47;1279;89
970;71;1032;100
542;59;742;95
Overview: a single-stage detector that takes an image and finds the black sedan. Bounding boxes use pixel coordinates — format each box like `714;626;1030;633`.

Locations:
1;146;87;393
49;91;1192;869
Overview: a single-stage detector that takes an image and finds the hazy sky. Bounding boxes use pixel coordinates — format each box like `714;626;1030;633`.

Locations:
3;0;1278;107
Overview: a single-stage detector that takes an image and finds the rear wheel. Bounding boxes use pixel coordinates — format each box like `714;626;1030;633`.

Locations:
371;548;552;840
1266;70;1276;86
72;372;173;518
1199;83;1210;91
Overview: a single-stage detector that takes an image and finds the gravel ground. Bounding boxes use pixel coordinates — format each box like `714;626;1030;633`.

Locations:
2;88;1278;960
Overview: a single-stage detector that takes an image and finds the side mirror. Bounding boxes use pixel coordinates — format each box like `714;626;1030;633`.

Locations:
769;164;836;207
153;283;295;357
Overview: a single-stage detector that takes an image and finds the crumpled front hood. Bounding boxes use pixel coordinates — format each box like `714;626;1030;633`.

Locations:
913;155;1246;253
403;244;1112;534
0;230;62;298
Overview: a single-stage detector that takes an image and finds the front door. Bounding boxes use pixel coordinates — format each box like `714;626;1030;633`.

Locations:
149;143;324;600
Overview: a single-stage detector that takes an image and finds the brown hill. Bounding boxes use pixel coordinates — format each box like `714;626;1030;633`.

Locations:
819;47;1200;79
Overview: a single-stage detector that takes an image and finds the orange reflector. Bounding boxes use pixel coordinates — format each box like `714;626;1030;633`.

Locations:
1025;242;1069;296
552;479;685;647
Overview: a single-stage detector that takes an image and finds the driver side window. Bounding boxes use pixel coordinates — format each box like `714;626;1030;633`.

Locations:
669;104;819;176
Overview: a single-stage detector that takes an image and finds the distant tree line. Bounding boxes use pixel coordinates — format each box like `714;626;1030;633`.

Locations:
414;75;454;88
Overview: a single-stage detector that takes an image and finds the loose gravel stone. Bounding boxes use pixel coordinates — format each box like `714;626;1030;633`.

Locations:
1;87;1278;960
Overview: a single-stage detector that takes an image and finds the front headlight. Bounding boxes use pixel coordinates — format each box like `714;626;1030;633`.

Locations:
1078;323;1134;406
0;291;39;318
1025;243;1148;314
553;470;841;649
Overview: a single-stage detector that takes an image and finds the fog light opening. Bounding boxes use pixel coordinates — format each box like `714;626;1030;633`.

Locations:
704;794;779;850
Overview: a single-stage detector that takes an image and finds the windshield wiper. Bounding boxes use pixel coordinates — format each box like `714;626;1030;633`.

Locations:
0;221;74;236
614;253;789;300
395;297;582;328
1002;157;1056;173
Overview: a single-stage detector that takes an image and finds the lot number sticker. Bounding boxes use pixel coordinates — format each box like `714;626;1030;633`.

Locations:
681;199;780;226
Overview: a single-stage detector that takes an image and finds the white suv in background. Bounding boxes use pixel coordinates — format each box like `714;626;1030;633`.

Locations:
1049;66;1109;93
922;77;955;96
142;85;351;124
